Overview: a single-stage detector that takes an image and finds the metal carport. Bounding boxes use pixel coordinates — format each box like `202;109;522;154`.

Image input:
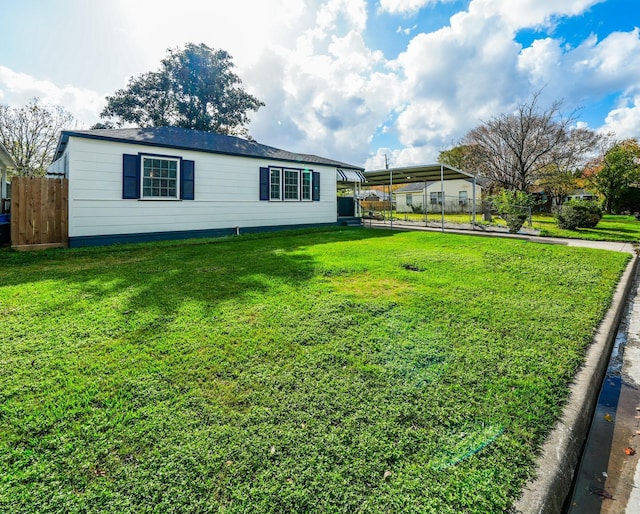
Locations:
363;164;478;231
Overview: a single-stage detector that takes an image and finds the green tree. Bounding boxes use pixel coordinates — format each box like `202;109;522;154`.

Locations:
587;139;640;213
437;144;478;171
0;97;74;177
101;43;264;136
536;127;600;211
492;189;534;233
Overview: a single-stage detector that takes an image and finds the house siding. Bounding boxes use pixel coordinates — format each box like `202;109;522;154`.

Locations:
63;137;338;241
395;179;482;213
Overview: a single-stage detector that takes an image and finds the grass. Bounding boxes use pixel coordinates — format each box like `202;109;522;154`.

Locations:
534;213;640;242
0;228;630;513
388;211;640;242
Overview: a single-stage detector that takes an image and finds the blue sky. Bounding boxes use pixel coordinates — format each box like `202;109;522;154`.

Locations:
1;0;639;169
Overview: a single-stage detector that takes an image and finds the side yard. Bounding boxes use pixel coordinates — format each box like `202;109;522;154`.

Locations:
0;228;630;513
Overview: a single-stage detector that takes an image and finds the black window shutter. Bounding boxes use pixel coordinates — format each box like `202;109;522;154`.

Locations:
312;171;320;201
259;167;269;200
181;160;195;200
123;154;140;199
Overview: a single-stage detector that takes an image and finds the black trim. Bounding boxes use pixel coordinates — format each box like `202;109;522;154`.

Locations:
312;171;320;201
181;160;195;200
68;222;342;248
122;154;140;199
259;167;269;201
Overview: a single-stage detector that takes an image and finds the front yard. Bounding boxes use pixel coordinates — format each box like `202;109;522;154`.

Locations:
0;228;630;512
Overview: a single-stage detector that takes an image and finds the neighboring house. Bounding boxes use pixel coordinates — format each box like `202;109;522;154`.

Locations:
48;127;364;247
0;141;16;215
566;189;597;202
394;178;485;213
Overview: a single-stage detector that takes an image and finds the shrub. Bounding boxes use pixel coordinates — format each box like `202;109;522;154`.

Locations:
492;190;533;233
555;200;603;230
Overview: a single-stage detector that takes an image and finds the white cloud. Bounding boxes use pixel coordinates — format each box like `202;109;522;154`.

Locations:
601;96;640;139
0;66;105;126
379;0;445;15
518;28;640;105
468;0;604;31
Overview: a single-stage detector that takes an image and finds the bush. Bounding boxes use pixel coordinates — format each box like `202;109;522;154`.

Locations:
617;187;640;214
555;200;603;230
492;190;533;233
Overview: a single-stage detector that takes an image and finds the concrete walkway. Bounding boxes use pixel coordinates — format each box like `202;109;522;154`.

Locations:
366;220;639;512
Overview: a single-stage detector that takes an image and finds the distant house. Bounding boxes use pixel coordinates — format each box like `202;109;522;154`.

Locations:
566;189;598;202
394;178;486;213
48;127;365;247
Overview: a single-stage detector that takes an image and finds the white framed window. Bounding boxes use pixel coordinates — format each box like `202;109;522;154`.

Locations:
284;169;300;201
459;190;468;205
270;167;282;201
406;193;413;205
301;169;312;201
142;156;179;199
430;191;443;204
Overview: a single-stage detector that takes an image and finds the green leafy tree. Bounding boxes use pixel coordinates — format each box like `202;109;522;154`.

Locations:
0;97;74;176
492;189;534;233
586;138;640;213
101;43;264;136
437;144;479;172
536;127;601;211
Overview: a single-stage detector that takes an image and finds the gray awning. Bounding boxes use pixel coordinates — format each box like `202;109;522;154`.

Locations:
337;168;367;182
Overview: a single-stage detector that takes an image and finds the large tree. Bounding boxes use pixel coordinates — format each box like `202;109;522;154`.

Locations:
586;138;640;213
0;98;74;177
460;92;582;192
101;43;264;136
536;127;601;210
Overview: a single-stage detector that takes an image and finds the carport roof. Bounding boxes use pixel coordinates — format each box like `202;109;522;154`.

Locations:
363;164;475;186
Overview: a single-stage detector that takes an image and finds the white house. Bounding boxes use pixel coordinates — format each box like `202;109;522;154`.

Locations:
48;127;365;247
0;141;15;215
394;178;485;213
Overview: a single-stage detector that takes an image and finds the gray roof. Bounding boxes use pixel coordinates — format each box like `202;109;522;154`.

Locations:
53;126;364;170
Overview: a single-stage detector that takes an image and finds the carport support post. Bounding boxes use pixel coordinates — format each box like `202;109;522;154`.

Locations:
472;174;477;230
389;169;393;230
440;164;445;232
424;180;428;227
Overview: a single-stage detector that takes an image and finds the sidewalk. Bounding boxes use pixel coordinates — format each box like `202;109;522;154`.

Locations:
366;220;639;512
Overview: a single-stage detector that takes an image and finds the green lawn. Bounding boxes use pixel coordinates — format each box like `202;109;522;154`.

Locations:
0;228;630;513
533;213;640;242
390;211;640;242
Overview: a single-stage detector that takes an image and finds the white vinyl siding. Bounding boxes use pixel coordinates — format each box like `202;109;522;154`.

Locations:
64;137;338;238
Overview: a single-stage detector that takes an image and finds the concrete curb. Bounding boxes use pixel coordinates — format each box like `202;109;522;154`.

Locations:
512;253;639;513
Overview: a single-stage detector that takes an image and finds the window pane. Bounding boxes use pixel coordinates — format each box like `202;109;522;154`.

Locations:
270;168;281;200
142;157;178;198
302;171;312;200
284;169;299;200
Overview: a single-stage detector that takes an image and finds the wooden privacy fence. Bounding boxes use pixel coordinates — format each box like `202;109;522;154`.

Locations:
11;176;68;250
